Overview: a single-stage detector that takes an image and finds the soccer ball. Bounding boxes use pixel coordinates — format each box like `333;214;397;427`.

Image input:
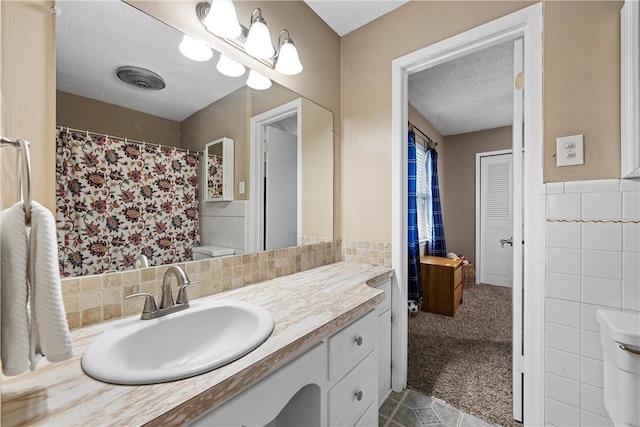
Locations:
407;300;419;313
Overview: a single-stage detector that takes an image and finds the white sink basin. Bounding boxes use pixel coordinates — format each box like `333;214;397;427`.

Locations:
81;300;275;385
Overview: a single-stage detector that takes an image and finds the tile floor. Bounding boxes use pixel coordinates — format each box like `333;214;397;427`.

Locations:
379;388;498;427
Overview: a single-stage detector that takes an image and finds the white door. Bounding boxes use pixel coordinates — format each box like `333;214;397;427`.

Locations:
265;126;297;250
479;153;513;287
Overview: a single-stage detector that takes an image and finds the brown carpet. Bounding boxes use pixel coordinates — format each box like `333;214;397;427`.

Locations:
408;283;520;427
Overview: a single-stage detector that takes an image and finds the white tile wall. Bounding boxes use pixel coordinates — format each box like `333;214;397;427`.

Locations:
546;373;581;407
546;398;581;426
582;193;622;220
544;179;640;426
581;410;614;427
546;273;581;301
199;200;248;255
546;348;581;380
581;277;621;307
581;357;603;388
582;223;621;251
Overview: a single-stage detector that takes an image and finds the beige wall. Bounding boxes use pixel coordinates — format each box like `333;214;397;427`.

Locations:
341;0;623;243
1;1;55;213
56;91;182;147
341;1;533;243
442;126;512;264
543;1;622;182
180;85;299;200
301;98;334;239
181;87;250;200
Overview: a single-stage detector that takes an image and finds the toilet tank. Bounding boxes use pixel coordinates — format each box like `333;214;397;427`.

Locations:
192;245;235;260
596;309;640;427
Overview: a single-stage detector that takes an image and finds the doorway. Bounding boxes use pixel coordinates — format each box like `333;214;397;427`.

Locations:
390;4;543;426
248;99;302;253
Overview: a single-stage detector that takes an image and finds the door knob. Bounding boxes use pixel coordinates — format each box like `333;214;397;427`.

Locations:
500;238;513;248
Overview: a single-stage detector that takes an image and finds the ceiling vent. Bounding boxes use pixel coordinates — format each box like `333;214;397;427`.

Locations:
116;66;166;90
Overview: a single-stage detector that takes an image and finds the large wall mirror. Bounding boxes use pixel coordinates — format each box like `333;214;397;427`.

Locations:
55;0;333;277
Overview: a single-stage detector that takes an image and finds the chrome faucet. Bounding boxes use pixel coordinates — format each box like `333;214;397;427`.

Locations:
125;266;197;320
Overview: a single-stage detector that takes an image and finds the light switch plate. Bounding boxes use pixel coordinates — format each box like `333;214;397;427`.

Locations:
239;181;245;194
556;134;584;167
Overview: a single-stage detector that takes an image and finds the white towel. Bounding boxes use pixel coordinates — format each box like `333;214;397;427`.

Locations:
1;202;30;375
28;201;73;368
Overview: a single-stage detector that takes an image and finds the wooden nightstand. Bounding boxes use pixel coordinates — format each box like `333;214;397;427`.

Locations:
420;255;463;316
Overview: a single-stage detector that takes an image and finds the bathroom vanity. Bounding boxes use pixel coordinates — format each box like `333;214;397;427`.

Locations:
1;262;393;427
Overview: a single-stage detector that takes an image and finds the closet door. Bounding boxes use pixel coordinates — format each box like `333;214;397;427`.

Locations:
479;153;513;288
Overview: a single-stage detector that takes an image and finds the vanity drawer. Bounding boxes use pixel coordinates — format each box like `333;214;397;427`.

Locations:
375;279;391;314
329;351;377;427
328;310;376;380
354;402;377;427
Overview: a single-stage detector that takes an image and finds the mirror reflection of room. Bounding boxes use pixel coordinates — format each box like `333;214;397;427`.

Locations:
55;1;333;277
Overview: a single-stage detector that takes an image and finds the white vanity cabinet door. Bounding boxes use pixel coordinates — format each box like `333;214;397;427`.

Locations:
376;279;392;404
328;310;376;380
328;351;377;427
354;402;378;427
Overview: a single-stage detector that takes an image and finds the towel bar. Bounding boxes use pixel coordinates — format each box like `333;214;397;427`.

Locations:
1;136;32;223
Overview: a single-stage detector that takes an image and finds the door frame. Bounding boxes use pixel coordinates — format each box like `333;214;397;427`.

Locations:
475;148;513;286
248;98;303;253
391;3;543;425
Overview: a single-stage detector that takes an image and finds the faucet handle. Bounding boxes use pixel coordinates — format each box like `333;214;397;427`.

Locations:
125;293;158;314
176;281;201;305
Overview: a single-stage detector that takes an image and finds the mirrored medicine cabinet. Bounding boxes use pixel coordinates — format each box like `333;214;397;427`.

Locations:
205;137;234;202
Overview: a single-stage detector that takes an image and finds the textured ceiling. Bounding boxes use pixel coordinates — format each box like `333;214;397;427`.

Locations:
408;40;515;136
303;0;408;36
55;0;247;122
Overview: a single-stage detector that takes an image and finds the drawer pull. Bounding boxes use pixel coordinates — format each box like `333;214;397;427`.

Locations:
354;336;363;346
355;390;363;401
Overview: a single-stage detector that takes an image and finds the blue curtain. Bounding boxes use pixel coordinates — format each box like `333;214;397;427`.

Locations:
407;131;422;309
426;148;447;257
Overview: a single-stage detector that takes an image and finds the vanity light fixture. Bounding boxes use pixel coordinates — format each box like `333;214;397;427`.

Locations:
244;8;275;60
195;1;303;76
246;70;272;90
179;35;214;62
203;0;242;39
216;54;246;77
274;30;303;75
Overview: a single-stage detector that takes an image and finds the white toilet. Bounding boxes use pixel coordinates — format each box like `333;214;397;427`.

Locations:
192;245;235;261
596;309;640;427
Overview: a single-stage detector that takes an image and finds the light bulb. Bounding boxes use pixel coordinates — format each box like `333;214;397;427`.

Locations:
246;70;272;90
216;54;246;77
245;19;274;59
179;35;213;62
204;0;242;39
275;42;303;75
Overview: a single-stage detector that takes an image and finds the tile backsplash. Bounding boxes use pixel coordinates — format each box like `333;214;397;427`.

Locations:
543;178;640;427
341;240;392;267
62;240;341;329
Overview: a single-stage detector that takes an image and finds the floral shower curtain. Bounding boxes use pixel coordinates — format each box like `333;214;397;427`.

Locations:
55;128;200;277
426;147;446;257
407;130;422;309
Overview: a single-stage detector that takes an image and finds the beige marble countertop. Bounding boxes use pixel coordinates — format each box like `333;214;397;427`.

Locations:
1;262;393;427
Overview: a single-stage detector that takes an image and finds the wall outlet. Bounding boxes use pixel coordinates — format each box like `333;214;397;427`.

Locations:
239;181;245;194
556;134;584;167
